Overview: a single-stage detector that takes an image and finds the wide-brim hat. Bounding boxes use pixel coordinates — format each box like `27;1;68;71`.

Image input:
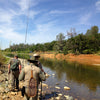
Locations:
33;53;40;57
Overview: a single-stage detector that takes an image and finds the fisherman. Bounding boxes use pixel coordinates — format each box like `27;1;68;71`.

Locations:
8;54;21;91
19;59;46;100
33;53;45;73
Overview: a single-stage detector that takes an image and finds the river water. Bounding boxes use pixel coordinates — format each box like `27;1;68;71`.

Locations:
40;58;100;100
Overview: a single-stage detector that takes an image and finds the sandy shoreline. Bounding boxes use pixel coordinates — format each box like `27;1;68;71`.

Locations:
41;53;100;66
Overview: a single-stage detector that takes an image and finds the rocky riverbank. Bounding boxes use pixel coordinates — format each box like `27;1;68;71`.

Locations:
0;60;74;100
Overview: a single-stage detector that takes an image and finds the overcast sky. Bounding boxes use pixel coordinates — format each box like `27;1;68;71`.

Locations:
0;0;100;49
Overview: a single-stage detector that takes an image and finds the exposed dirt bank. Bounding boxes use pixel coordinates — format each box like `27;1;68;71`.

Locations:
41;53;100;66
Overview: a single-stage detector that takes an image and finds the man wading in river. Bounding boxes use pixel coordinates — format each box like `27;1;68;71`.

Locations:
27;53;46;73
8;54;21;91
33;53;45;73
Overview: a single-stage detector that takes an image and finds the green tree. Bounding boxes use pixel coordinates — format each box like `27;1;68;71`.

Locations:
86;26;99;37
53;33;65;52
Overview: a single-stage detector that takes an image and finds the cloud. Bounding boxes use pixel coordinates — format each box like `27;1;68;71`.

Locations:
0;0;39;49
17;0;30;11
0;27;24;43
79;13;92;25
0;8;16;24
0;0;59;49
28;22;55;43
95;0;100;11
27;21;63;44
49;10;75;14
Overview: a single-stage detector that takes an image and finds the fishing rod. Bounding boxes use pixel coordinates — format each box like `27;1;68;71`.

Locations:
22;0;30;67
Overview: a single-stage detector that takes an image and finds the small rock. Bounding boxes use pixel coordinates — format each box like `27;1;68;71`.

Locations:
64;95;70;99
75;99;78;100
56;96;60;100
45;73;50;78
68;96;73;100
2;95;9;99
0;70;4;74
39;89;41;92
0;87;5;92
65;80;68;82
0;71;3;74
55;86;60;89
5;88;10;92
64;86;70;90
52;74;55;76
56;83;59;85
58;93;62;96
64;95;73;100
5;78;8;81
11;92;18;95
42;83;48;87
51;97;54;100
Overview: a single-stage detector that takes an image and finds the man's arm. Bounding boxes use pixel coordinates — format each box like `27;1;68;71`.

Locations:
39;71;46;81
38;62;46;74
19;65;21;73
19;68;25;81
19;60;22;73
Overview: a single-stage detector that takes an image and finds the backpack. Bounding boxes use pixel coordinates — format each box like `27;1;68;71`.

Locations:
10;59;19;71
28;70;37;97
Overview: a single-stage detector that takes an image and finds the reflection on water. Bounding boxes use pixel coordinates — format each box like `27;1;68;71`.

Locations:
40;58;100;99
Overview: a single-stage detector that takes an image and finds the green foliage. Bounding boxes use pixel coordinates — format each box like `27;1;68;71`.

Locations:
5;53;30;59
86;26;99;37
63;26;100;54
63;46;68;55
53;33;66;52
17;54;30;59
6;53;14;57
82;49;94;54
4;41;57;53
